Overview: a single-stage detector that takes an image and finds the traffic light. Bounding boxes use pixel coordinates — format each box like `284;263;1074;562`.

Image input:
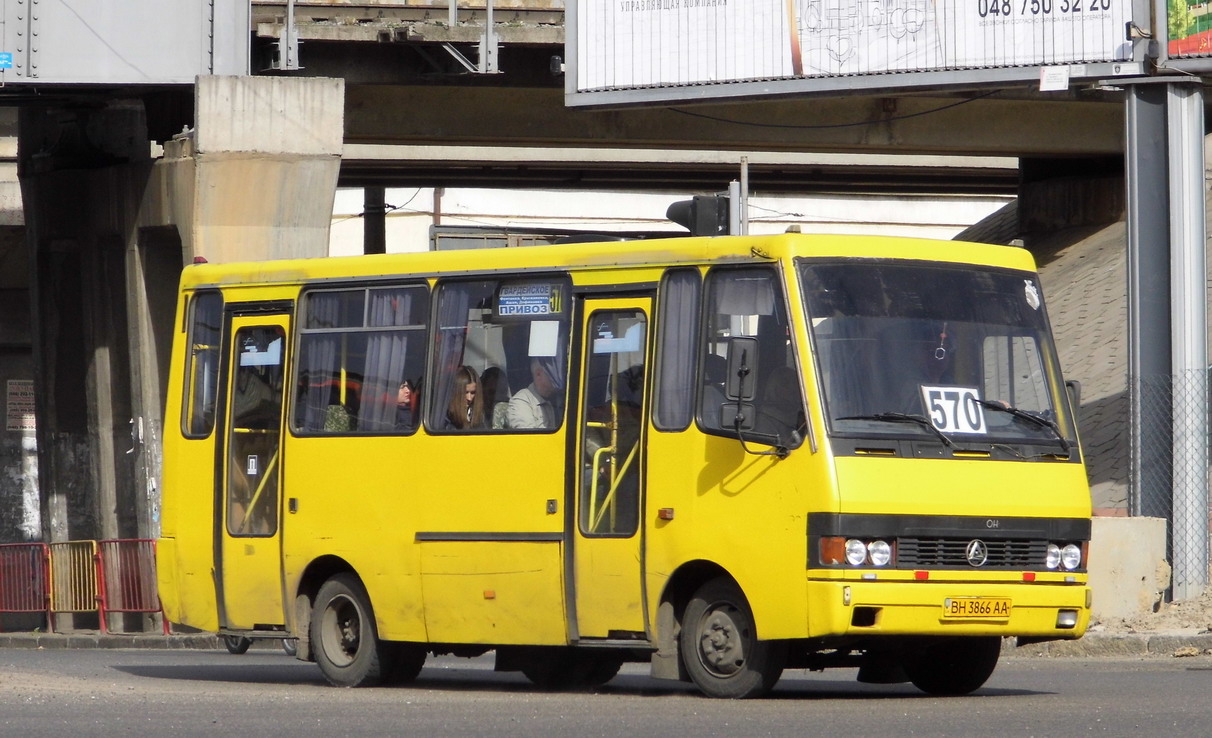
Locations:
666;195;730;236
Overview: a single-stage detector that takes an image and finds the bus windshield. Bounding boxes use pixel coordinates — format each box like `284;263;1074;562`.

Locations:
798;258;1074;450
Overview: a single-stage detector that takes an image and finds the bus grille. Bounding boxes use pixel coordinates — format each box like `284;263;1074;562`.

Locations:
897;538;1046;568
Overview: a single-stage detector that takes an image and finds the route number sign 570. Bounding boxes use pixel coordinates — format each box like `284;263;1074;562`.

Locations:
920;386;987;434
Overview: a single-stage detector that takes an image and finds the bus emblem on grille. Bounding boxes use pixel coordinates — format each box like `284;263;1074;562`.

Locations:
966;540;989;567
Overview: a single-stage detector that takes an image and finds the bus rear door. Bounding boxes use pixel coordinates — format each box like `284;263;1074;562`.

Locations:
571;297;651;640
217;311;290;630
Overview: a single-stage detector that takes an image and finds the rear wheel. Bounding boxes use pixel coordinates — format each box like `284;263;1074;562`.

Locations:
311;573;393;687
679;577;785;699
520;650;623;690
385;643;427;684
904;637;1002;696
222;635;252;655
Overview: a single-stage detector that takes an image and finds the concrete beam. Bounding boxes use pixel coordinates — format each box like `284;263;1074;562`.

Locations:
344;86;1125;158
161;75;345;263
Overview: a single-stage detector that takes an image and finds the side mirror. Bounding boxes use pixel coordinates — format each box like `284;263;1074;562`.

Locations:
725;336;759;401
1065;379;1082;412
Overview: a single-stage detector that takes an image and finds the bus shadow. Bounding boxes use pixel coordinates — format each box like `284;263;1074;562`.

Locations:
111;657;1044;699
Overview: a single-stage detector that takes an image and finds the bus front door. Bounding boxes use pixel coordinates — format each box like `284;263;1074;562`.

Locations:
217;313;289;630
571;299;650;640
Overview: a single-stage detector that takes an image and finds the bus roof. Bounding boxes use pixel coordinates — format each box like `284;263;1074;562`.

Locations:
178;233;1037;291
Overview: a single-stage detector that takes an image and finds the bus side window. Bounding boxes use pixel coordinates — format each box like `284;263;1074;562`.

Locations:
653;268;700;431
429;278;570;433
699;267;803;445
182;291;223;438
294;285;429;435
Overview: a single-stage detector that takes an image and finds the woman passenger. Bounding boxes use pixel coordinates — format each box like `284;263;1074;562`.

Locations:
445;365;485;430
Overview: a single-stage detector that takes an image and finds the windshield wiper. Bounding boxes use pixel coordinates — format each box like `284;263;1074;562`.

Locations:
969;399;1071;453
837;413;955;448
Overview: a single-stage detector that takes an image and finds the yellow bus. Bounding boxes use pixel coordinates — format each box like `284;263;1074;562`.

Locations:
157;233;1091;698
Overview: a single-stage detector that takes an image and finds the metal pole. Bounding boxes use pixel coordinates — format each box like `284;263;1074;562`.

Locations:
739;156;750;235
1166;82;1208;600
1124;82;1172;522
363;186;386;255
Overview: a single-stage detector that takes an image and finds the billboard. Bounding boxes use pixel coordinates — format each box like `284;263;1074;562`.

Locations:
1168;0;1212;57
0;0;248;85
570;0;1137;103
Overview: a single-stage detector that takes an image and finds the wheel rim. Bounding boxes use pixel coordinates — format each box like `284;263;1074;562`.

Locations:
695;601;748;678
319;593;362;668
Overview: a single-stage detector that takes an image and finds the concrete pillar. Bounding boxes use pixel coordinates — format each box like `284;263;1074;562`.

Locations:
0;107;40;543
19;101;151;544
18;75;345;554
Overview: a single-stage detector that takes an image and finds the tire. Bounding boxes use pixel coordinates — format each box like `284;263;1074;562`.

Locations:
385;643;427;684
282;638;298;657
222;635;252;655
904;637;1002;696
679;578;786;699
311;573;393;687
520;650;623;690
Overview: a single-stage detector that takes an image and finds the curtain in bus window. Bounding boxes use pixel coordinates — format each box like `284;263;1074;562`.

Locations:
431;285;474;428
359;290;414;432
654;269;700;431
296;293;342;432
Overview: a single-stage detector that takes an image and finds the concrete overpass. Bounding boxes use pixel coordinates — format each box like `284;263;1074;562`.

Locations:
0;0;1204;614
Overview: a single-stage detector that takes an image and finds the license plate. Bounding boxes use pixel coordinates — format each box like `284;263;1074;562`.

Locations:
942;597;1011;619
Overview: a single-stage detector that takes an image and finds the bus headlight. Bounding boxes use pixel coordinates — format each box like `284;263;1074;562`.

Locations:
1045;544;1061;569
868;540;892;567
845;539;868;566
1061;544;1082;571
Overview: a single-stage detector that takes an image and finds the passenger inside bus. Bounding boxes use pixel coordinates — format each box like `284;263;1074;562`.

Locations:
444;366;485;430
507;358;562;429
395;380;416;430
480;366;511;429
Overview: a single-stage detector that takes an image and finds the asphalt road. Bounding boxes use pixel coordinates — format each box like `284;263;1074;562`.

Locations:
0;647;1209;737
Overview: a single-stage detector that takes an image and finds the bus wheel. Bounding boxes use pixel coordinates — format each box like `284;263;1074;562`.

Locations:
385;643;427;684
904;637;1001;696
521;650;623;690
222;635;252;655
311;573;390;687
679;578;785;699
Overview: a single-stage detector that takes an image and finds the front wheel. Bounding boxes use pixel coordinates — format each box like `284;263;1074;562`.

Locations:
311;573;393;687
904;637;1001;696
679;577;785;699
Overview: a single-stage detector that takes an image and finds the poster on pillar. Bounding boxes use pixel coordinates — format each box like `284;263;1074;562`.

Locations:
6;380;35;432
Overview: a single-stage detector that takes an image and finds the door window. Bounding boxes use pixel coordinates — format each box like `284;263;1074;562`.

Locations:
227;325;285;537
579;310;647;537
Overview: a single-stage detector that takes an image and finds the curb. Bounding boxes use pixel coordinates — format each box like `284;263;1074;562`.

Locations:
0;632;219;650
1006;632;1212;658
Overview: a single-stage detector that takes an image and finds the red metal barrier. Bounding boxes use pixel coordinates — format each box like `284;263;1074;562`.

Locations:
0;543;51;631
96;539;169;635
